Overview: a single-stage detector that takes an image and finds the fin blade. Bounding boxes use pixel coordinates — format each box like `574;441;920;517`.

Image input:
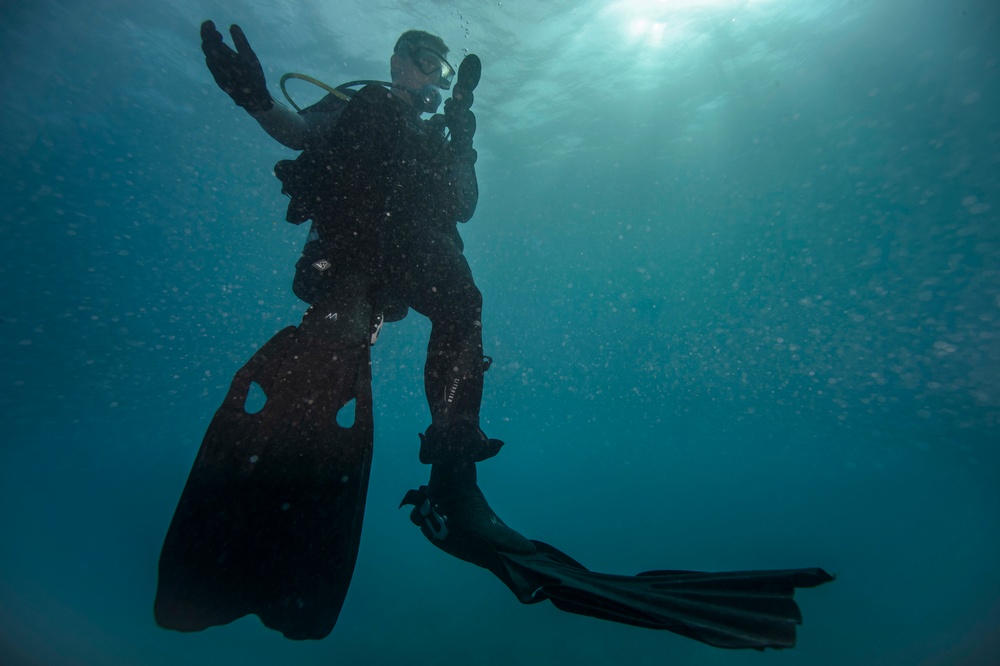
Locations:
155;323;375;640
498;542;832;650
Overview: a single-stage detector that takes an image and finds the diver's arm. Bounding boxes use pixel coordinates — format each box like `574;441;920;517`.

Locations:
248;102;307;148
448;150;479;223
444;104;479;223
252;90;348;150
200;21;336;150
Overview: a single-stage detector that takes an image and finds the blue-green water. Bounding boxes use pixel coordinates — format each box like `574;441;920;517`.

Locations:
2;0;998;664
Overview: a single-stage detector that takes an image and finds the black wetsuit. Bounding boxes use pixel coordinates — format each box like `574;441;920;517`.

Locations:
281;84;485;447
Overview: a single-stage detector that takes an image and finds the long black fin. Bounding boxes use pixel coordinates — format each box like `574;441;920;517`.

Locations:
496;541;833;650
155;308;374;640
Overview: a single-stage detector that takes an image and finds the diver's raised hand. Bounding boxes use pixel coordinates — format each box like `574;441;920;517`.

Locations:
444;102;476;153
444;54;481;155
200;20;273;113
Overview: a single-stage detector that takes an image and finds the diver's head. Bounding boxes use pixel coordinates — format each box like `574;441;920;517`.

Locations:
390;30;455;113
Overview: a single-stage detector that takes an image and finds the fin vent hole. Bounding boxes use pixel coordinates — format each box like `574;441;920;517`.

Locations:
336;398;356;428
245;381;267;414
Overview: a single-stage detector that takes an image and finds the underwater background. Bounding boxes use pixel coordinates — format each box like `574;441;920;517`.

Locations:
2;0;998;664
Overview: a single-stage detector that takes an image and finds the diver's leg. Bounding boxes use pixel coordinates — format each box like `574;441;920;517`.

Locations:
395;232;532;553
296;270;374;356
398;232;498;463
423;265;483;433
422;294;487;447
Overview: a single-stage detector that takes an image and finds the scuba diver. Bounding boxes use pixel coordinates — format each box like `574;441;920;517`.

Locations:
204;21;527;548
154;21;833;650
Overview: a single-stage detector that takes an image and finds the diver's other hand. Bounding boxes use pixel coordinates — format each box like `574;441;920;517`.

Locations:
200;20;273;113
444;100;476;154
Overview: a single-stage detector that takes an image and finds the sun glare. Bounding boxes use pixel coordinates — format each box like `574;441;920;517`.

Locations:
619;0;770;10
612;0;781;48
628;18;667;45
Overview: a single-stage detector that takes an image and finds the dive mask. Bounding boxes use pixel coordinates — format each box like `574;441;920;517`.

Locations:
396;43;455;90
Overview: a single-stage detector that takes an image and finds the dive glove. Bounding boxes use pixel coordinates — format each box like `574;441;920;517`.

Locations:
200;21;274;114
444;54;481;155
444;101;477;154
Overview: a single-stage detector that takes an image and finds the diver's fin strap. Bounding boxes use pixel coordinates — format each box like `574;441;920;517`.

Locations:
369;312;384;346
399;485;534;573
401;487;449;541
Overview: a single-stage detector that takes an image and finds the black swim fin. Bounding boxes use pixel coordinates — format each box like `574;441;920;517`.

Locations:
450;53;481;111
155;301;375;640
402;487;833;650
494;542;833;650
